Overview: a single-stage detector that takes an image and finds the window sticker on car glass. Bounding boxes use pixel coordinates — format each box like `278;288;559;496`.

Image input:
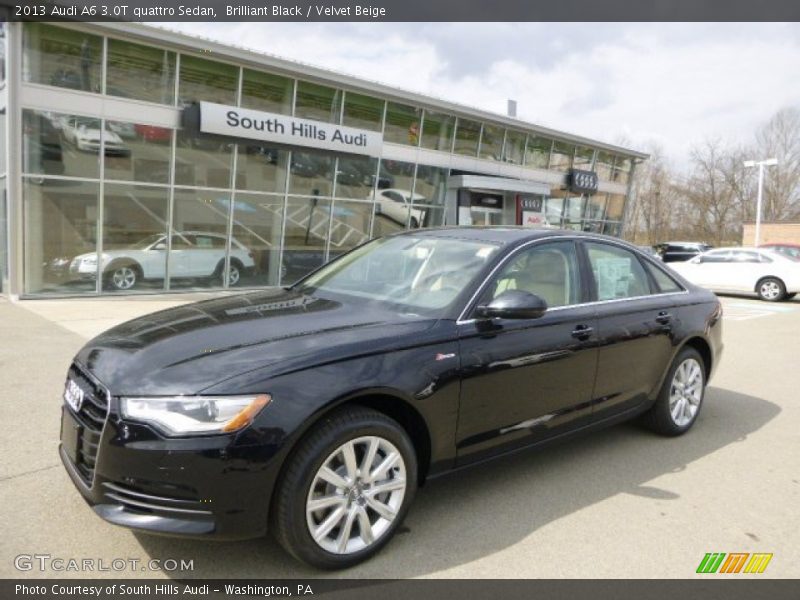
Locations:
594;257;633;300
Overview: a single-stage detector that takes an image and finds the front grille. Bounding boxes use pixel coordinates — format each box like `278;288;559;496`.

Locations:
102;482;212;517
66;363;110;485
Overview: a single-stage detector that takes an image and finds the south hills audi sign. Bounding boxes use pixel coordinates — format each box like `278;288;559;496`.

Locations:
192;101;383;156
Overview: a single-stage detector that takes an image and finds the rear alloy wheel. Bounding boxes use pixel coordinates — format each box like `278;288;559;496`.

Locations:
668;357;704;428
227;263;241;286
642;347;706;436
272;407;417;569
757;277;786;302
109;265;138;291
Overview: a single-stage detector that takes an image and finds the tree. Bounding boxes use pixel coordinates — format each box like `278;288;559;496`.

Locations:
755;107;800;221
680;139;741;246
625;143;682;244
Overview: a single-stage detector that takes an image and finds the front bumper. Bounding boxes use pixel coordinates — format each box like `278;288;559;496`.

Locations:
59;380;285;541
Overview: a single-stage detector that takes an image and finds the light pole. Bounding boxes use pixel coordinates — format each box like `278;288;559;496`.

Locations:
743;157;778;247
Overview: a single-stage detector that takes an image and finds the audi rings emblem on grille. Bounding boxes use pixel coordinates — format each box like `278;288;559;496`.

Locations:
64;378;84;413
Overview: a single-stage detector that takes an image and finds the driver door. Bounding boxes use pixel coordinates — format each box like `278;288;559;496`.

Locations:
455;240;599;465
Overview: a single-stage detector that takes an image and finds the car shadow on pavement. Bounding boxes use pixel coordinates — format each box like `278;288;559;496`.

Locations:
133;387;779;578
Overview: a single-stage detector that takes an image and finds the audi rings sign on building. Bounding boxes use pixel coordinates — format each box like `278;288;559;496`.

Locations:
568;168;600;194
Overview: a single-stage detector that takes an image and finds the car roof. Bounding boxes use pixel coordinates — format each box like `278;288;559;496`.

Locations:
395;226;632;247
662;241;710;246
708;246;765;252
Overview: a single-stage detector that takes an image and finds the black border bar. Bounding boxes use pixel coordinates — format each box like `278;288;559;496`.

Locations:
4;579;800;600
1;0;799;22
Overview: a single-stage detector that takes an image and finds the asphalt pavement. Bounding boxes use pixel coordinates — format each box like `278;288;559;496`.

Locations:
1;293;797;579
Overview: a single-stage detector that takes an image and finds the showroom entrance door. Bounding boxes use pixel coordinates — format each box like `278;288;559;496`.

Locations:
445;175;551;228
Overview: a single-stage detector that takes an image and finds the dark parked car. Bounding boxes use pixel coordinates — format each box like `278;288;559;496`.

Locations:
637;245;662;260
59;228;723;569
656;241;713;262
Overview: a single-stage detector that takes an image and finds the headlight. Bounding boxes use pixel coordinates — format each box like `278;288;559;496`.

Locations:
81;253;110;265
120;394;270;436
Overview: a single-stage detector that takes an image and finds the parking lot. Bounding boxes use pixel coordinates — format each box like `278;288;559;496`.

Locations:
0;293;798;579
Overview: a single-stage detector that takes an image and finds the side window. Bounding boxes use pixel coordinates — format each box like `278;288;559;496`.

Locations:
702;250;730;263
195;235;225;249
486;241;582;308
171;234;193;249
585;242;652;300
384;191;404;203
756;253;773;263
731;250;760;263
643;261;684;293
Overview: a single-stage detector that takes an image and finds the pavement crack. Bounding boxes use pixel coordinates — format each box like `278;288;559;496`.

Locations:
0;463;61;483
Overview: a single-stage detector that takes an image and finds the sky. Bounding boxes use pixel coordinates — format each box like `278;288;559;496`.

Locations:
160;22;800;168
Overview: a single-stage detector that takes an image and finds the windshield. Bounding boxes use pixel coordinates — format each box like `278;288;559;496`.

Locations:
295;235;500;314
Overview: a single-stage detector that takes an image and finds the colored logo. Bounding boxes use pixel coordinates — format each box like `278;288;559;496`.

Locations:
696;552;773;574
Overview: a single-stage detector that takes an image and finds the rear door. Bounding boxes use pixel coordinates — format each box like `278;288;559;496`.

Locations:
190;234;226;277
582;241;678;420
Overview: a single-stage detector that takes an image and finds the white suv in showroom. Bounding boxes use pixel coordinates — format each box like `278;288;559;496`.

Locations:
69;232;256;291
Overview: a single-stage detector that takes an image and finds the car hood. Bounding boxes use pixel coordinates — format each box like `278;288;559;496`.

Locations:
75;288;440;396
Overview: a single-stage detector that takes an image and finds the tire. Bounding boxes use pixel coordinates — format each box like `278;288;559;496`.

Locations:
105;263;140;291
409;217;419;229
642;347;706;436
756;277;786;302
271;406;417;569
227;260;243;286
214;260;243;287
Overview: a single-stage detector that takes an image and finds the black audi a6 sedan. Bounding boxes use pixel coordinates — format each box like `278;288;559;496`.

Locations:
59;228;723;569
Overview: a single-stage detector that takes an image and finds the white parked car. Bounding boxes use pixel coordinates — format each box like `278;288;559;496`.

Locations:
61;116;129;156
69;232;256;291
367;188;426;228
668;246;800;302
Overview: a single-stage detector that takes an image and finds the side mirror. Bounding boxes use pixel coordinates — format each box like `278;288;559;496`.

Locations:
691;256;703;264
475;290;548;320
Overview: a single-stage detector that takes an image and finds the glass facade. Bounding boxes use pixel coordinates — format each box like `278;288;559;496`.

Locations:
23;23;102;92
420;111;454;152
8;22;638;297
295;81;342;123
241;69;293;114
106;38;175;104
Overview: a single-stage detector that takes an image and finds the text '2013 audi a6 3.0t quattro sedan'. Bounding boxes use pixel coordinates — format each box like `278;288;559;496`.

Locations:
59;228;723;569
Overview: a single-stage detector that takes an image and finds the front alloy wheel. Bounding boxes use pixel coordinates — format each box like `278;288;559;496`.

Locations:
110;266;137;291
272;407;417;569
306;436;407;555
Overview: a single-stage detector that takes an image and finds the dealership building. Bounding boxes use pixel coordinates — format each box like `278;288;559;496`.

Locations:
0;21;647;298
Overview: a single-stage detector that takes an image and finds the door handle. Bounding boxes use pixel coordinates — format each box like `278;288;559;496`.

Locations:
571;325;594;340
655;311;673;325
